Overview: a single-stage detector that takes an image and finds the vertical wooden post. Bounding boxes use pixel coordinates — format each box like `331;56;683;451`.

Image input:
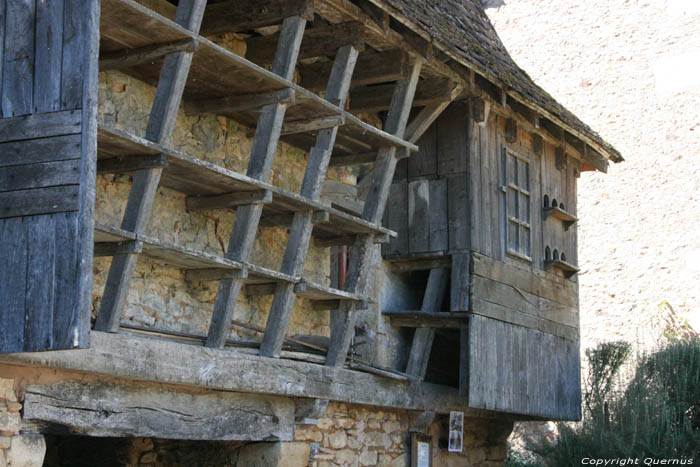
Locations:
94;0;208;333
326;60;423;367
205;16;307;348
260;45;359;358
405;268;449;378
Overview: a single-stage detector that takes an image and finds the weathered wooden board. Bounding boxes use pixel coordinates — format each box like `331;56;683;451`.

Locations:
382;181;407;257
468;314;580;420
23;380;295;441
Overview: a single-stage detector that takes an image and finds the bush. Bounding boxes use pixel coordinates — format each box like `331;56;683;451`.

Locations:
522;339;700;466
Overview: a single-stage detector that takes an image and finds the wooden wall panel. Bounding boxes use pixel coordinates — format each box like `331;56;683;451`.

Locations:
382;181;408;257
408;122;437;178
0;0;98;354
468;314;581;420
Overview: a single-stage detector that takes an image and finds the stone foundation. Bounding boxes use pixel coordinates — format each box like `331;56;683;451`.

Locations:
0;377;45;467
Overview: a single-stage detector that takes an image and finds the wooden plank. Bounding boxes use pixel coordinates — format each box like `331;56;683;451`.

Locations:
428;178;448;252
186;190;272;211
458;324;469;397
447;172;469;251
23;380;295;441
200;0;314;35
479;115;494;257
389;256;451;272
187;88;295;115
405;268;449;378
326;60;423;367
437;101;468;175
0;185;79;219
0;159;80;192
450;253;470;312
408;179;429;253
467;113;482;253
381;181;407;257
34;0;64;113
100;38;199;71
299;50;408;92
260;44;359;358
281;114;345;135
0;110;81;143
0;134;81;168
471;252;578;307
349;78;455;114
206;15;307;349
24;215;56;352
61;0;87;110
0;217;27;352
95;0;209;333
97;153;169;174
246;22;365;66
1;0;35;117
408;122;437;178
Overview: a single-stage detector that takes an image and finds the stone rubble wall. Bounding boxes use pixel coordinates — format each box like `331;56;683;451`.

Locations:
0;377;45;467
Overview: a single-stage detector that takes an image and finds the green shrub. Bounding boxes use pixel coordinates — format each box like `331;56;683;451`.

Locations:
521;339;700;466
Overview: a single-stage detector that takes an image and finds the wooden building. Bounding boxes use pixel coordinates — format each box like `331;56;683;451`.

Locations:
0;0;621;464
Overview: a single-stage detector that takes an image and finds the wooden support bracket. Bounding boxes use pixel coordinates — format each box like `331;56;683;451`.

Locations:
96;154;169;174
185;190;273;211
99;38;199;72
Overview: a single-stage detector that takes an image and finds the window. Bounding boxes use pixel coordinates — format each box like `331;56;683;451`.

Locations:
501;147;531;261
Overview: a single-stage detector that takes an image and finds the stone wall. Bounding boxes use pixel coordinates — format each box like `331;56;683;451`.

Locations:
0;377;45;467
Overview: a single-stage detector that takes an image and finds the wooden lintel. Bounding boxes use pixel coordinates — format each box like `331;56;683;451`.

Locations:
186;88;296;116
200;0;315;35
246;22;365;65
94;240;143;257
246;283;277;297
311;300;340;311
96;154;168;174
186;190;273;211
349;78;456;114
299;50;409;92
281;115;345;135
99;38;199;72
328;152;375;167
185;268;248;282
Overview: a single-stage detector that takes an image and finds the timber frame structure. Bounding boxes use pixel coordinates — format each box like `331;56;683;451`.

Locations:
0;0;621;456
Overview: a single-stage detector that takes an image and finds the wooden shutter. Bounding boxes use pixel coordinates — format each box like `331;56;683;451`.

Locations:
0;0;99;353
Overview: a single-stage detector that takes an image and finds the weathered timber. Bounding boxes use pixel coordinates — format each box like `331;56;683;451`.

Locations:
261;44;359;358
186;190;273;211
187;88;296;115
94;240;143;257
0;186;79;219
0;134;81;167
185;268;249;282
0;110;81;143
349;78;457;114
23;380;295;441
450;253;470;312
326;60;423;367
299;50;409;92
206;15;307;349
99;38;199;71
200;0;315;35
95;0;209;333
246;22;365;65
281;115;345;135
96;154;169;174
383;311;469;328
0;159;80;193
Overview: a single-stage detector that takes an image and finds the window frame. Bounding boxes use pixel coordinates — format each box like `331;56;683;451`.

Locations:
501;146;532;262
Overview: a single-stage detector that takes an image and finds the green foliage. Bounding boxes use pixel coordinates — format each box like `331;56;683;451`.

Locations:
521;339;700;466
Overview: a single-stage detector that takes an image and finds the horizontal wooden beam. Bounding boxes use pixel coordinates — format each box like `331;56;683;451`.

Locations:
186;88;296;116
99;38;199;72
94;240;143;257
281;115;345;135
388;256;451;273
200;0;315;36
259;210;329;228
383;311;470;328
314;233;389;247
246;22;365;65
349;78;457;114
328;151;375;167
185;268;248;282
299;49;409;92
185;190;273;211
96;154;168;174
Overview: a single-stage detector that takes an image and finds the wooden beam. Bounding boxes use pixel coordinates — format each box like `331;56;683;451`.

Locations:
94;240;143;257
383;311;469;328
246;22;365;65
184;268;248;282
311;300;340;311
96;154;168;174
313;233;389;247
186;88;296;115
328;151;375;167
507;97;540;129
281;115;345;135
405;268;449;378
349;78;456;114
246;283;277;297
200;0;315;35
185;190;273;211
99;38;199;72
299;49;409;92
95;0;209;333
206;15;307;349
260;45;359;358
389;256;451;273
326;60;423;368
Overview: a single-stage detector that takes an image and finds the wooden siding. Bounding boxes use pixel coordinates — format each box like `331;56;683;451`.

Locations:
468;314;581;420
0;0;98;354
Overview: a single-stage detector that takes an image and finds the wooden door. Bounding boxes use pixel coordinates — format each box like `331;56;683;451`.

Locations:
0;0;99;353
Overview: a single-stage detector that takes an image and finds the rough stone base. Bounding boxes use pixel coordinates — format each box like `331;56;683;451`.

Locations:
0;378;46;467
